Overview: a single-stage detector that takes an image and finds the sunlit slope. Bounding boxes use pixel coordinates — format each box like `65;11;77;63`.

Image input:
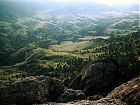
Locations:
0;11;139;65
13;11;139;40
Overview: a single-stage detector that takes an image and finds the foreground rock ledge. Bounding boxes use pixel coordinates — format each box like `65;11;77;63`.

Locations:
106;76;140;105
0;76;64;105
35;98;127;105
0;76;85;105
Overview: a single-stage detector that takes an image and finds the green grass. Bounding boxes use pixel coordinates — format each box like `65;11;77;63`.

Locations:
79;36;110;41
3;36;107;81
9;37;104;69
50;40;94;52
0;66;27;82
0;21;11;26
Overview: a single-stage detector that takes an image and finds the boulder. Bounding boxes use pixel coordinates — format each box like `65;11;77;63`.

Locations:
106;76;140;105
0;76;64;105
70;57;121;96
58;88;86;102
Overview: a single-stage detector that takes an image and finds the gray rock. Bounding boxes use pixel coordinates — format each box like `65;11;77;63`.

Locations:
87;94;104;100
58;88;86;102
0;76;64;105
106;76;140;105
70;57;121;96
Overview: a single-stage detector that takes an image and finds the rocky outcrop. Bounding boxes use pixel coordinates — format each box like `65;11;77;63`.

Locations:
40;98;127;105
1;57;139;105
106;76;140;105
0;76;64;105
70;57;121;96
58;88;86;102
0;76;87;105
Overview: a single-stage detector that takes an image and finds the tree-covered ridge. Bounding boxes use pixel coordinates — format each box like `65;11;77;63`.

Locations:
96;30;140;79
0;11;139;65
1;30;139;87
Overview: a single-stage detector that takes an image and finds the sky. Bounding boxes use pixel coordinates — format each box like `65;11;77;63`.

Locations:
3;0;139;6
41;0;139;5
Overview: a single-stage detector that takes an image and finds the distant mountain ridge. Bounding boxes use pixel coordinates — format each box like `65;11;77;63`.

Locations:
0;0;139;21
0;1;39;22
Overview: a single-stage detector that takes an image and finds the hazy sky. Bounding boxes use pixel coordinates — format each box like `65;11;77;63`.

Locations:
41;0;139;5
3;0;139;6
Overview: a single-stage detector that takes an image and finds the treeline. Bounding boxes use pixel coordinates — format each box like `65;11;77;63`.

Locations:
17;56;89;86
